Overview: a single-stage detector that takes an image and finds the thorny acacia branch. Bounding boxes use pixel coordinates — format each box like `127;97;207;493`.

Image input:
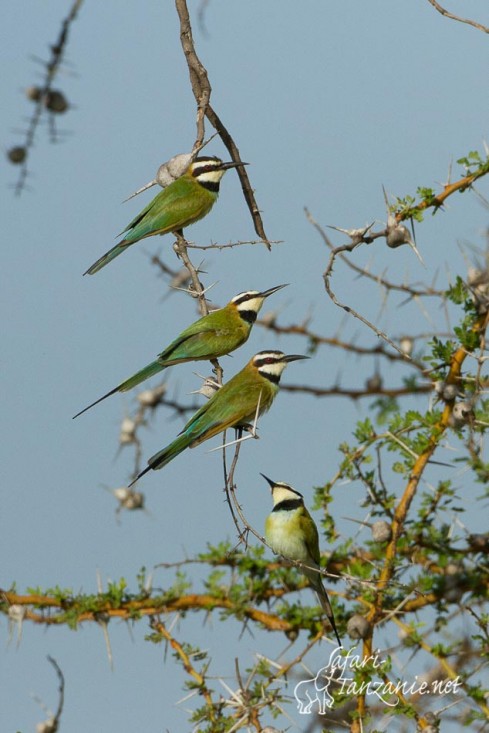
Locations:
305;206;444;301
354;309;489;726
322;243;411;360
151;614;325;733
2;589;293;633
10;0;84;195
4;540;488;628
150;617;218;722
306;208;418;361
311;157;489;362
369;310;489;625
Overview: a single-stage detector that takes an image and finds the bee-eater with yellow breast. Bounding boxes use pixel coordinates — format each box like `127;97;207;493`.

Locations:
263;474;342;646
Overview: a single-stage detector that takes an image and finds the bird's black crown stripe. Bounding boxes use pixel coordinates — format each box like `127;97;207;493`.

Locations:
255;351;282;359
194;156;220;164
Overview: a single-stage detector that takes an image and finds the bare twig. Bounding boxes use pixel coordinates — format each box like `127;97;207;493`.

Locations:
34;656;65;733
281;382;431;399
173;231;210;317
427;0;489;34
322;245;414;360
305;207;426;360
175;0;271;248
186;239;281;251
48;656;65;727
222;435;248;547
256;316;430;370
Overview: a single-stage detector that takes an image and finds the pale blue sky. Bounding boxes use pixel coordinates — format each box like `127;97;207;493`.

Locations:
2;2;488;731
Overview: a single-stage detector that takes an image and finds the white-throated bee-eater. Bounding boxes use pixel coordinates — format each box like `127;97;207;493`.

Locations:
132;351;308;481
84;156;246;275
73;284;287;418
263;474;341;646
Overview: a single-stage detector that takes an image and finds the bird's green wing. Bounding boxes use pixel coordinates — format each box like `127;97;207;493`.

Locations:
181;376;273;447
299;508;321;566
121;178;215;244
158;310;242;364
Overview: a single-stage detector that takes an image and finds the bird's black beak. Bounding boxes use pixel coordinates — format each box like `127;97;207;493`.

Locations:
220;161;249;170
259;283;289;298
260;473;275;491
284;354;310;363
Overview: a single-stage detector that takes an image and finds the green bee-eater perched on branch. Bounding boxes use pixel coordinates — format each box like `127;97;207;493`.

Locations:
131;351;308;481
84;156;246;275
263;474;342;647
73;284;287;418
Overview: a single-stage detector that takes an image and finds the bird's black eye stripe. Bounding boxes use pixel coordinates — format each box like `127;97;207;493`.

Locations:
193;165;211;175
253;351;283;368
254;353;283;367
255;357;277;367
192;162;221;177
233;292;258;306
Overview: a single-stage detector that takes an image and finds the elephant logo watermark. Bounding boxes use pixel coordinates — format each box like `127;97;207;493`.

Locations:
294;646;463;714
294;663;335;715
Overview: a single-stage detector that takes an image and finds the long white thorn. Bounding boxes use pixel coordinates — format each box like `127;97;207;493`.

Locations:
208;431;259;453
122;178;158;202
123;133;219;202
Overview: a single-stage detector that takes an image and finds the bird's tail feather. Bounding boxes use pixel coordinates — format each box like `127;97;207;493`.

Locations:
72;359;164;419
148;433;192;471
128;433;192;487
118;360;164;393
312;578;342;647
84;241;129;275
73;384;120;419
